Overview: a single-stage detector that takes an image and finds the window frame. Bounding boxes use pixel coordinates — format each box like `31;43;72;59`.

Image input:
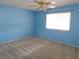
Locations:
46;12;71;31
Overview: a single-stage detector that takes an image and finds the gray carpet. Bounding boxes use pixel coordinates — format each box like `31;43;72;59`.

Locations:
0;38;79;59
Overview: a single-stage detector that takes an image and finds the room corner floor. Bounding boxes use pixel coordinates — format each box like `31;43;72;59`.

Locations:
0;37;79;59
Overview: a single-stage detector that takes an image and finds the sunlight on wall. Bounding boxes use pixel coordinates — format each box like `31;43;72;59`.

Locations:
46;12;71;31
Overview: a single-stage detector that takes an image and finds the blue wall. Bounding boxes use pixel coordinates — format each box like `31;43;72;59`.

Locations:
0;4;35;42
0;4;79;47
35;4;79;47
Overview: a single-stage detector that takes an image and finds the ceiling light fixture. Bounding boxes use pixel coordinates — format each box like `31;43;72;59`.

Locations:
28;0;56;11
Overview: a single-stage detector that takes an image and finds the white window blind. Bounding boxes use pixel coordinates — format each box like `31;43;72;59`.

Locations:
46;12;71;31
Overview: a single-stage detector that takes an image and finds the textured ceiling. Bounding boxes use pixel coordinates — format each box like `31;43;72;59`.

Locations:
0;0;79;11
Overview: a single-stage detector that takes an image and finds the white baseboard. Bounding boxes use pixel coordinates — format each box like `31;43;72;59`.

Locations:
0;36;34;44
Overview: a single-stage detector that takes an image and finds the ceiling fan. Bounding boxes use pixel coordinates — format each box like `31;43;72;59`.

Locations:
28;0;56;11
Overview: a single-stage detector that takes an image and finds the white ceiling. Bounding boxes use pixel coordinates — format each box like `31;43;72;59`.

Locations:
0;0;79;11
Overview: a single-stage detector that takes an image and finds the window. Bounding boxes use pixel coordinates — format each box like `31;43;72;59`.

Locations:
46;12;71;31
